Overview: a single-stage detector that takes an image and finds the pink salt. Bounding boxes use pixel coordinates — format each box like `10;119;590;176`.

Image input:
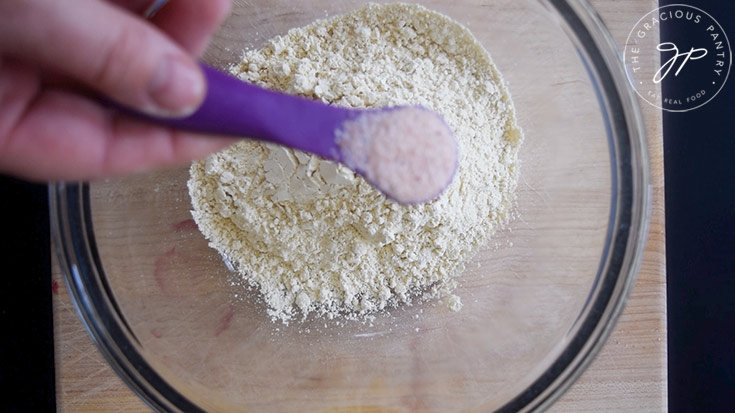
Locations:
336;107;458;204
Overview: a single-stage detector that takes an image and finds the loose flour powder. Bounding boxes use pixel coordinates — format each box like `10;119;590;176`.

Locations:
187;3;523;323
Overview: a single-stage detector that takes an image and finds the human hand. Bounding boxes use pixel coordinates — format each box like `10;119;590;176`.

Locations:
0;0;232;181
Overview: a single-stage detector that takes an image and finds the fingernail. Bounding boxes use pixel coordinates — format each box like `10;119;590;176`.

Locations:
148;55;205;116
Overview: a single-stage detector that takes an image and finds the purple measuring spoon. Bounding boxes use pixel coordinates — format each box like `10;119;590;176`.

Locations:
117;63;458;204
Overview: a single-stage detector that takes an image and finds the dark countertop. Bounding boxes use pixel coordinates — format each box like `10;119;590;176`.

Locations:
663;1;735;411
1;1;734;411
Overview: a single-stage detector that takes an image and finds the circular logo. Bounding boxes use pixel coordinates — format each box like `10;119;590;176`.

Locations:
624;4;731;112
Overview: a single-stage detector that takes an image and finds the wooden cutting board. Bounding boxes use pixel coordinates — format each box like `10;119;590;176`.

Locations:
51;1;666;411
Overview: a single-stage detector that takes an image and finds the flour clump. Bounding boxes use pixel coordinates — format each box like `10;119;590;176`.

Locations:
187;3;523;323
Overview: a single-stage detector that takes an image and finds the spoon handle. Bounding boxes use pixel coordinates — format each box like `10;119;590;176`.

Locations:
118;63;356;160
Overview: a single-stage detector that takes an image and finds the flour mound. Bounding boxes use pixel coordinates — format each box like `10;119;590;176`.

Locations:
187;3;523;323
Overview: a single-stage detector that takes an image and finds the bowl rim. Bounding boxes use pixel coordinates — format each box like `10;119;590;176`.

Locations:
49;0;651;411
493;1;651;410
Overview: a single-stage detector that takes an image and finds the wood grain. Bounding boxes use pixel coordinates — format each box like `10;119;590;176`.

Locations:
52;1;666;411
549;1;667;411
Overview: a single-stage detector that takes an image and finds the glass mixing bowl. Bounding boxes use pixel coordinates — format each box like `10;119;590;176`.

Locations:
51;0;650;411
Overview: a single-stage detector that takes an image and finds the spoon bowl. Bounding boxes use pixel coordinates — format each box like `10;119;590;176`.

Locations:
119;64;458;203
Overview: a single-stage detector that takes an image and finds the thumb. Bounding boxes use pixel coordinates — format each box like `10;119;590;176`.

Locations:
0;0;205;117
